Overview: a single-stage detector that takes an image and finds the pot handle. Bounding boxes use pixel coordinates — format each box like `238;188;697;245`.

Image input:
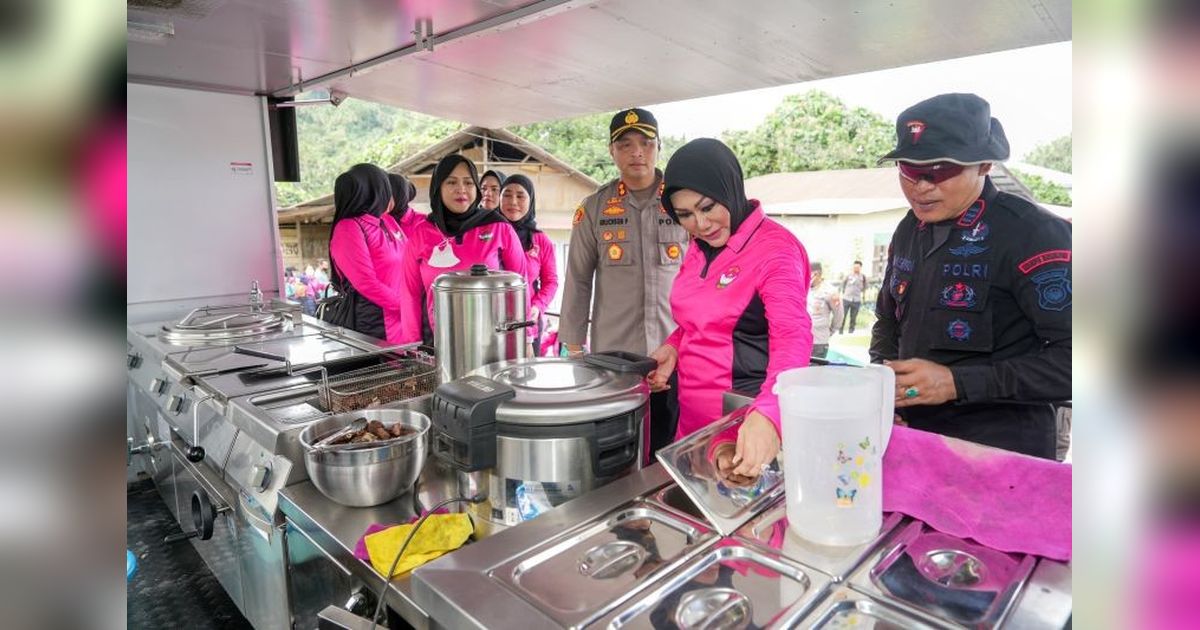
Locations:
495;320;536;333
584;351;657;376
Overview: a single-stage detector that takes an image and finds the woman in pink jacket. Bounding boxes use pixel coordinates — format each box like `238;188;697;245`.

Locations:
499;174;559;355
327;163;407;343
387;173;425;242
398;155;526;344
648;138;813;479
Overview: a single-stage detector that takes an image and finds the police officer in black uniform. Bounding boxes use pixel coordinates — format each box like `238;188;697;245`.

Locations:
870;93;1071;460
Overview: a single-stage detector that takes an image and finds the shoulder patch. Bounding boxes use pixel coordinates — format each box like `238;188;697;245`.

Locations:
1031;268;1071;311
1018;249;1071;275
572;205;585;226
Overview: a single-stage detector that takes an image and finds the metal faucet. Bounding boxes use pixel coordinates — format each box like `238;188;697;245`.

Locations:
248;280;264;312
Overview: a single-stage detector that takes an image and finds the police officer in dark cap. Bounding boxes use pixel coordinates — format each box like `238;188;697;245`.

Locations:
870;93;1072;460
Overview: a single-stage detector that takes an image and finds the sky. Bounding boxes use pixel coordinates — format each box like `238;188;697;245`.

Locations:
648;41;1072;161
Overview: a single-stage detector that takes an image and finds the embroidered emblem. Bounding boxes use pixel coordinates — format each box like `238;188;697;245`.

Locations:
659;204;668;215
949;243;989;258
617;229;627;240
602;205;625;216
598;217;628;227
947;319;972;341
428;240;460;268
956;200;986;228
893;256;915;273
607;243;623;261
1019;249;1072;275
906;120;926;144
606;197;622;205
625;110;639;125
572;206;584;226
942;262;989;280
478;231;493;241
716;266;741;289
617;182;627;197
889;274;909;300
602;230;614;242
1031;268;1071;311
939;282;978;308
665;243;681;260
960;222;990;243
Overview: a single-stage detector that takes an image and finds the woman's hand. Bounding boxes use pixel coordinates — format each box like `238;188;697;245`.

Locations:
731;410;780;477
647;344;678;393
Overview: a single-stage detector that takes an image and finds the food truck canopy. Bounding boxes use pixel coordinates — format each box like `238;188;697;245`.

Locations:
127;0;1070;127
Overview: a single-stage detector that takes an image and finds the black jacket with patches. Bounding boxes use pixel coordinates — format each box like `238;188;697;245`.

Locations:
870;178;1072;459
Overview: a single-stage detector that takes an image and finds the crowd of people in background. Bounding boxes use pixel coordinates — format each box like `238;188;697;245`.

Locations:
284;259;331;316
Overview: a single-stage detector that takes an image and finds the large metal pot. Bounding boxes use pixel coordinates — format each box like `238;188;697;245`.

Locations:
432;264;530;383
299;409;430;507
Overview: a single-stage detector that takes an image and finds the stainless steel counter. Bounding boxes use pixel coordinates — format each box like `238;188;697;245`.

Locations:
278;455;463;629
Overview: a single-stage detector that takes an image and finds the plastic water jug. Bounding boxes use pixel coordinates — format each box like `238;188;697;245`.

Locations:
775;364;894;546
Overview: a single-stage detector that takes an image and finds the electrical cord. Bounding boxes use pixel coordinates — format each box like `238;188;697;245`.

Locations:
367;496;481;630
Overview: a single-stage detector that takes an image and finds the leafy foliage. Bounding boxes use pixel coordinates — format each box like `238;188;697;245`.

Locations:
1011;169;1073;206
510;113;686;184
721;91;896;178
1023;135;1072;173
274;100;462;207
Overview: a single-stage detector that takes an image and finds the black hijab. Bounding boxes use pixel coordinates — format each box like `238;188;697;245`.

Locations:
661;138;753;262
428;155;507;242
500;174;540;251
386;173;417;220
479;169;506;211
332;163;392;224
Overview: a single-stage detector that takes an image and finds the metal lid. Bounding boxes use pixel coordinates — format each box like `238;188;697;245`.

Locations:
467;358;649;425
654;407;785;536
431;265;526;292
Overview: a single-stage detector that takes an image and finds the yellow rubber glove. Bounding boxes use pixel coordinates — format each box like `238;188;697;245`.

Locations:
363;513;474;578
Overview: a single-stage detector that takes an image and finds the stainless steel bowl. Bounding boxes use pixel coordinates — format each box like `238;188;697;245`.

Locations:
299;409;430;507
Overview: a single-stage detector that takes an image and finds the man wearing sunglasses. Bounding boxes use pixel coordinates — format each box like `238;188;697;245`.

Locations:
869;93;1072;460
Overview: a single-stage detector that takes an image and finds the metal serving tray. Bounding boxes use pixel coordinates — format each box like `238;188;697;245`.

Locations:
847;520;1037;628
798;585;953;629
735;500;906;581
489;501;716;629
592;539;831;629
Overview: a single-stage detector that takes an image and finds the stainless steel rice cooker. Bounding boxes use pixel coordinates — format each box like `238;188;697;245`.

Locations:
431;352;655;531
432;264;531;383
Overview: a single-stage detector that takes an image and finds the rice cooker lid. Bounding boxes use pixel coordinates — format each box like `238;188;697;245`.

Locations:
469;358;649;426
432;264;525;292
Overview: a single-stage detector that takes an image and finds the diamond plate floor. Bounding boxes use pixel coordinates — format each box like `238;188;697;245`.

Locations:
127;479;252;629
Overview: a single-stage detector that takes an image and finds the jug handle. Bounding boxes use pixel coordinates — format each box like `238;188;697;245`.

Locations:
876;364;896;452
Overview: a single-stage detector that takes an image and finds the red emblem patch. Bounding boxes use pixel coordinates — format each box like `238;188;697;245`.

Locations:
1018;249;1072;275
906;120;926;144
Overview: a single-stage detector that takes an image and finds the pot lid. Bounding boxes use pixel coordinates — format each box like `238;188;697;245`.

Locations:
655;406;785;536
431;264;525;292
468;357;649;425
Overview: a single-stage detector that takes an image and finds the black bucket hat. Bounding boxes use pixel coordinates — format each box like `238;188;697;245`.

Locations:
878;93;1010;165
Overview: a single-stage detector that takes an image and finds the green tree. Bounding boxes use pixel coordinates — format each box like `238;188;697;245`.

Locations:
274;99;462;207
510;113;686;184
722;91;895;177
1024;135;1072;173
1011;169;1072;206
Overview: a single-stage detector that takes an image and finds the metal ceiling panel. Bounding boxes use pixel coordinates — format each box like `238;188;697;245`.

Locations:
127;0;1069;125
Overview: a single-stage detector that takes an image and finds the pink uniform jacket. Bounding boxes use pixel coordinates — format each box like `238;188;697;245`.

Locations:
328;214;408;344
523;231;559;340
398;218;528;343
663;204;813;438
395;209;425;242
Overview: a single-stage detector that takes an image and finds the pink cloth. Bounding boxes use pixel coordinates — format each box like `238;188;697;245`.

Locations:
395;208;426;241
665;205;813;438
329;214;408;343
398;218;528;343
523;231;559;340
882;425;1072;560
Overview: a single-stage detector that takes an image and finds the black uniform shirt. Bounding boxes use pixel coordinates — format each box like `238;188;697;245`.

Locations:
870;178;1072;458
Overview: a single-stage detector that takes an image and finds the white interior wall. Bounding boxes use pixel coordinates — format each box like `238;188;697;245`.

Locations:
127;83;281;322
